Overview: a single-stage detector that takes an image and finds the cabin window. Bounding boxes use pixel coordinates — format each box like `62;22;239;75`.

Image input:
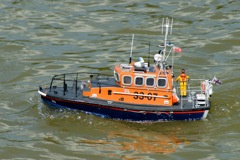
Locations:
114;71;120;82
157;78;167;88
123;75;132;85
135;76;144;86
146;77;154;87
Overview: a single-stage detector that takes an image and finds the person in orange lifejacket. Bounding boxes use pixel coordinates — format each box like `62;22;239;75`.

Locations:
175;69;190;96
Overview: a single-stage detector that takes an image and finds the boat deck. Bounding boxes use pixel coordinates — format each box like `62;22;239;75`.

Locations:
40;77;210;112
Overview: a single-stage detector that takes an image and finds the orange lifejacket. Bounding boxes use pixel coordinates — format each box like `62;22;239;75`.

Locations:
176;73;188;82
180;73;187;82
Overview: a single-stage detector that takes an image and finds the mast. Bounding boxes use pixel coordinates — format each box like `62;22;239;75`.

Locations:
161;17;173;60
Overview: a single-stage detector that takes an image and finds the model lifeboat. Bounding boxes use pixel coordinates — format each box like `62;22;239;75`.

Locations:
38;18;221;121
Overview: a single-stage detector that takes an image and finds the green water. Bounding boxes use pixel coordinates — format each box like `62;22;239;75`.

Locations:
0;0;240;159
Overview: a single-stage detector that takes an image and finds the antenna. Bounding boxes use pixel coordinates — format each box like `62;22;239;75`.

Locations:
129;34;134;64
148;41;150;67
161;18;164;34
161;17;173;60
162;17;173;34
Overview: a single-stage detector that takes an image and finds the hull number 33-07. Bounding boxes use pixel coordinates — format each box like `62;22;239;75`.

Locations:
133;92;158;101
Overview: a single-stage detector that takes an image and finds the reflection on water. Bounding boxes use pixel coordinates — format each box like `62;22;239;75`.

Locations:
80;131;190;157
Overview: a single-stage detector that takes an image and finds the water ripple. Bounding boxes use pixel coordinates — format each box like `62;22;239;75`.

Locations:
0;0;239;159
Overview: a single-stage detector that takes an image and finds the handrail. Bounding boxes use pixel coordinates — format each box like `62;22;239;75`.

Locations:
175;78;210;108
49;72;112;97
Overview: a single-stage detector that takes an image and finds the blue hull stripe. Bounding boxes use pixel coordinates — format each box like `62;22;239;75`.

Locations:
41;96;207;121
